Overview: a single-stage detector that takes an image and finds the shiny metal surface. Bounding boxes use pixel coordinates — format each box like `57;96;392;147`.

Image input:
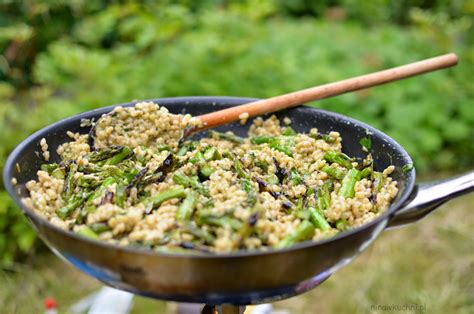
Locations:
3;97;471;305
386;171;474;229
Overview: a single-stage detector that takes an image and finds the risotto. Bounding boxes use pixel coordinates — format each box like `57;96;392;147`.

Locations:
23;102;398;253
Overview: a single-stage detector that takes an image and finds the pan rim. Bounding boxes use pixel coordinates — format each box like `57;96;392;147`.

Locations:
3;96;416;259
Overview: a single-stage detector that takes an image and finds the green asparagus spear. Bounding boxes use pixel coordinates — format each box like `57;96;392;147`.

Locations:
199;215;243;231
323;151;354;169
79;162;102;174
41;163;59;173
266;173;279;185
177;141;197;156
172;172;209;195
209;130;245;144
142;186;186;213
182;224;215;244
282;127;297;136
289;169;302;185
89;222;111;234
359;137;372;151
176;191;197;221
63;162;78;201
97;165;126;182
77;174;101;188
203;147;221;161
88;146;124;162
309;207;331;231
268;142;293;157
294;199;310;220
199;163;214;179
317;181;333;211
41;163;66;179
234;158;248;179
86;177;116;204
241;178;257;206
295;208;311;220
360;166;373;179
255;160;269;172
188;150;215;179
372;171;384;192
276;220;315;248
335;219;348;231
321;165;345;180
115;183;126;208
104;147;132;165
76;226;99;239
309;132;336;143
339;169;361;198
51;167;66;179
190;151;205;164
250;136;274;144
237;201;263;241
56;194;88;220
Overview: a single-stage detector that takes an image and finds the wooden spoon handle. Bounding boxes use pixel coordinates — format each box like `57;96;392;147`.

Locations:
195;53;458;131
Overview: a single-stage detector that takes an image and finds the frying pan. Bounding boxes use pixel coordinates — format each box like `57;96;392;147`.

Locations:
3;97;473;306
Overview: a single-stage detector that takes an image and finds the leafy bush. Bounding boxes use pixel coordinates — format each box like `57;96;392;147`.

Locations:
0;0;472;265
31;7;473;170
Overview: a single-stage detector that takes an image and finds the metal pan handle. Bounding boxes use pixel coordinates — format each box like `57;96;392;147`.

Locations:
386;171;474;229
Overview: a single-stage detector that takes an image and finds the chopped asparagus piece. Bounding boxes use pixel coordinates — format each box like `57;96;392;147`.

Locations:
62;162;78;201
372;171;384;192
177;141;197;156
199;215;243;231
335;219;348;231
268;142;293;157
339;169;361;198
317;181;333;211
142;187;186;213
309;207;331;231
322;165;345;180
199;163;214;179
88;146;124;162
76;226;99;239
309;132;336;143
276;220;315;248
282;127;297;136
190;151;205;164
172;172;209;195
323;151;354;169
89;222;111;234
360;167;373;179
104;147;132;165
56;194;87;220
177;192;197;221
209;131;245;144
203;147;221;161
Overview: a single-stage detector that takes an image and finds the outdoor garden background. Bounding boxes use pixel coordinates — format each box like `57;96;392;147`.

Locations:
0;1;473;313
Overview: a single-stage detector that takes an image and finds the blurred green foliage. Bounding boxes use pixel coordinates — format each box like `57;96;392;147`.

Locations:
0;0;473;266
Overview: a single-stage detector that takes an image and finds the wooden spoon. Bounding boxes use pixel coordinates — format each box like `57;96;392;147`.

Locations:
190;53;458;134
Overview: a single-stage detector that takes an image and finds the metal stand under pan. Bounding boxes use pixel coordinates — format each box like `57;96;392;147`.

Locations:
66;250;330;313
185;272;331;313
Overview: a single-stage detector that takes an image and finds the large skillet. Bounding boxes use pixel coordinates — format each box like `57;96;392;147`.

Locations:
3;97;473;305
